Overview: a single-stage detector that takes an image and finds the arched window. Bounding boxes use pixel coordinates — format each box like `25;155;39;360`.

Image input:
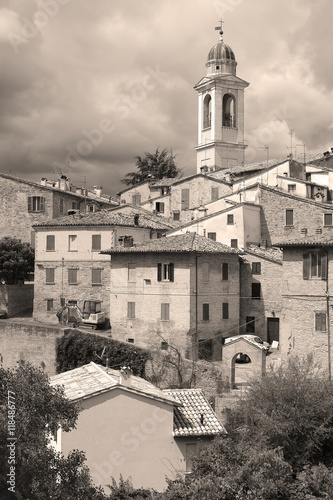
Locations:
203;94;211;128
223;93;236;128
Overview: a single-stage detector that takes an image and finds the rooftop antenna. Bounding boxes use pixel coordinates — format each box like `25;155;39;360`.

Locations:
215;18;224;41
287;130;294;159
296;143;306;164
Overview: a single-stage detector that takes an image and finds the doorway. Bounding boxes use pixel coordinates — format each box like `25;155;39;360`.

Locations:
267;317;279;344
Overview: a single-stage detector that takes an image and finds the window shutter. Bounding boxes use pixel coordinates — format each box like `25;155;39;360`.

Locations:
222;263;228;280
92;235;101;251
321;252;328;280
169;263;174;282
222;303;229;319
40;197;45;212
157;263;162;281
46;235;55;251
28;197;32;212
303;253;310;280
92;268;102;285
181;189;190;210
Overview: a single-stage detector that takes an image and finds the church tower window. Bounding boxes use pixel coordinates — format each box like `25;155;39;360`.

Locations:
203;94;211;129
223;93;236;128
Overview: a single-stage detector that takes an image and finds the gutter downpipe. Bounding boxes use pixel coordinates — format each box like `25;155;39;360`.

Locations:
195;253;199;361
323;246;332;380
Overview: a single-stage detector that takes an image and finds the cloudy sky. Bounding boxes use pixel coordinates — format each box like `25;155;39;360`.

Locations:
0;0;333;195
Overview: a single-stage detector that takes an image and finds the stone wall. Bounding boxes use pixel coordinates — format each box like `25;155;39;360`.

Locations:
0;284;34;317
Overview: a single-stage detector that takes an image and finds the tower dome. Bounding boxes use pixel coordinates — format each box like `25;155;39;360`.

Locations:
206;31;237;76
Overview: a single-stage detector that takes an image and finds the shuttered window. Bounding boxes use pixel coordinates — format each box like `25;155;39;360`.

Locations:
45;268;55;284
208;232;216;241
222;303;229;319
222;263;229;281
285;209;294;226
92;268;102;285
68;235;78;251
252;262;261;274
227;214;234;224
315;313;326;332
324;213;333;226
92;235;101;251
28;196;45;212
161;303;170;321
157;263;174;282
252;283;261;299
203;303;210;321
68;269;78;285
303;252;327;280
211;187;219;201
181;189;190;210
46;299;53;311
127;302;135;319
231;239;238;248
46;235;55;251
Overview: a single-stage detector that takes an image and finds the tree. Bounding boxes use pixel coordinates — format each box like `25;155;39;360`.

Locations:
120;148;181;186
0;364;105;499
0;237;34;284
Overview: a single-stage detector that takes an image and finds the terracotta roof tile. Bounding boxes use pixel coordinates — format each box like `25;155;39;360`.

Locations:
165;389;226;437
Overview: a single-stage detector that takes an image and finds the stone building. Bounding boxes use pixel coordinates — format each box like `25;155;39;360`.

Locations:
0;172;118;245
102;233;241;360
32;211;178;325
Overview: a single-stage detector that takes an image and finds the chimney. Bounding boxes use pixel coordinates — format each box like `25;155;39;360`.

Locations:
76;187;83;195
40;178;47;186
120;366;132;387
59;175;69;191
94;185;103;197
118;235;134;248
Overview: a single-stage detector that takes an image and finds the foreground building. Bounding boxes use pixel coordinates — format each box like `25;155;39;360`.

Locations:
50;362;225;491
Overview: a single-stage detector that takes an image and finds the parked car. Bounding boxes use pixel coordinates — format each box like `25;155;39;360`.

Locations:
224;335;270;362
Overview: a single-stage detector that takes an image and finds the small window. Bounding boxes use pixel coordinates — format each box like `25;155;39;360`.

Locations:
67;300;77;306
72;201;80;210
128;263;136;281
92;268;102;285
156;202;164;213
68;235;78;251
132;194;141;206
201;262;209;282
227;214;234;225
92;235;101;252
161;341;168;350
181;189;190;210
288;184;296;193
216;65;220;70
222;302;229;320
211;187;219;201
161;303;170;321
198;339;213;360
285;209;294;226
45;268;55;285
231;239;238;248
121;199;126;204
246;316;255;333
60;297;66;307
222;263;229;281
127;302;135;319
46;299;53;311
207;232;216;241
173;212;180;221
127;338;135;343
251;283;261;299
46;235;55;252
60;198;64;215
68;268;78;285
157;263;174;282
28;196;45;212
324;213;333;226
315;313;326;332
252;262;261;274
203;303;210;321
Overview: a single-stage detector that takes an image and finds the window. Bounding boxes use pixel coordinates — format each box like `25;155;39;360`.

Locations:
203;94;211;129
68;268;78;285
67;300;77;306
181;189;190;210
68;235;78;251
31;231;36;247
156;202;164;213
128;263;136;281
288;184;296;193
207;232;216;241
315;313;326;332
88;205;94;213
132;194;141;206
46;299;53;311
161;341;168;350
28;196;45;212
202;262;209;282
324;213;333;226
127;338;135;343
231;239;238;248
127;302;135;319
198;339;213;361
222;302;229;319
303;252;327;280
251;283;261;299
222;263;229;281
173;212;180;221
92;234;101;252
211;187;219;201
161;303;170;321
45;268;55;284
285;209;294;226
246;316;255;333
203;303;210;321
72;201;80;210
252;262;261;274
227;214;234;225
60;198;64;215
157;263;174;282
46;235;55;251
92;268;102;285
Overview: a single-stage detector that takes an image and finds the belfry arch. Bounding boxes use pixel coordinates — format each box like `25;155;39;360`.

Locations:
203;94;212;128
223;93;236;128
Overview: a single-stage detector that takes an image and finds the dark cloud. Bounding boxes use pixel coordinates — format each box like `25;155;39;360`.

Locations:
0;0;332;195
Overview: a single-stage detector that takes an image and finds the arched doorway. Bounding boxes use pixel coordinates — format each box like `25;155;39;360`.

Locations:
231;351;252;388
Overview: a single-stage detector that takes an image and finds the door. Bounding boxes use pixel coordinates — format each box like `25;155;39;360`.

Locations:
267;318;279;343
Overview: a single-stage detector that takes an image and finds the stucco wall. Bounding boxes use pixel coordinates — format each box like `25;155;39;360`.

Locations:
221;339;266;388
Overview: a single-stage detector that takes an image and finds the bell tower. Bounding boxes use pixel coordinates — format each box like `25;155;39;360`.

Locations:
194;22;249;173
